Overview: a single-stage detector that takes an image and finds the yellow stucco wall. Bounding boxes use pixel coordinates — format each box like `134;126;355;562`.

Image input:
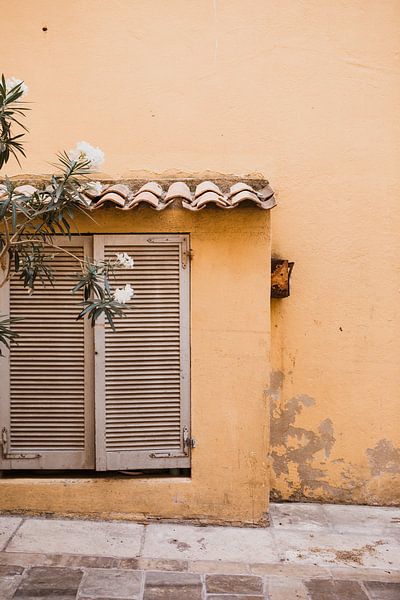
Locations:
1;0;400;508
0;209;271;524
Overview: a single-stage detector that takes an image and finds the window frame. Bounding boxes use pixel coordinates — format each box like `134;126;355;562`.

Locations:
0;233;191;472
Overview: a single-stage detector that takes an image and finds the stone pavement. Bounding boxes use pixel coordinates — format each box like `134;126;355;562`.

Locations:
0;503;399;599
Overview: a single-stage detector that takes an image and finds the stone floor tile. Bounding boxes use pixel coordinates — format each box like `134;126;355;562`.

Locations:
144;571;202;600
0;551;50;567
270;503;330;532
138;558;188;572
273;529;400;569
190;560;250;574
13;566;83;599
51;555;140;569
0;564;24;576
0;564;24;600
0;551;139;569
363;580;400;599
305;578;369;600
267;577;309;600
0;576;23;600
250;562;329;577
208;596;263;600
145;571;201;585
206;574;263;594
329;566;400;582
6;518;144;558
0;516;23;551
78;568;142;599
143;523;278;563
322;504;400;536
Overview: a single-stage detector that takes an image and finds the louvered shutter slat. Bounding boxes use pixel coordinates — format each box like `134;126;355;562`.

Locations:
94;234;191;470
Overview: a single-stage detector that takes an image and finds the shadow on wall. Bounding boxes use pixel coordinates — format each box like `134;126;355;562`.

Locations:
268;371;400;505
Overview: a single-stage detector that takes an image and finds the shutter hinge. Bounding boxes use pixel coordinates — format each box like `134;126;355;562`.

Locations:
183;426;196;450
149;428;196;459
182;248;193;269
181;243;193;269
1;427;41;460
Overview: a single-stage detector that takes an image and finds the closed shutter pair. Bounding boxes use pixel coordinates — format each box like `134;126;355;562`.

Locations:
0;234;191;471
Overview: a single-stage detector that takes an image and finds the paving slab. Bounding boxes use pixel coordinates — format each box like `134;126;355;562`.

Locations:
273;529;400;569
138;558;188;572
328;566;400;582
250;562;329;578
363;580;400;600
6;518;144;558
322;504;400;535
0;550;140;569
0;564;24;576
208;594;264;600
269;503;330;532
78;568;142;599
190;560;250;574
143;571;202;600
304;578;369;600
205;574;263;594
267;577;309;600
0;564;24;600
12;566;83;600
0;516;22;551
0;576;23;600
143;523;278;563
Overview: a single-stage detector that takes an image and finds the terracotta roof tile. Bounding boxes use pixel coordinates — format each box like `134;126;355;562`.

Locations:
195;180;224;198
164;182;192;202
1;179;276;211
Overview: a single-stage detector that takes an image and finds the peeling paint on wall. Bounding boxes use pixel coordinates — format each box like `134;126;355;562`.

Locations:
268;370;400;506
268;371;339;500
367;440;400;477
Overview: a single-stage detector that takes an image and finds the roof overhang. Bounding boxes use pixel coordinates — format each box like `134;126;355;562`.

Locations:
0;176;276;211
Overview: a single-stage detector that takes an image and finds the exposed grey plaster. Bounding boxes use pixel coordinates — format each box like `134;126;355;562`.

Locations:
367;439;400;477
268;371;400;504
269;371;339;500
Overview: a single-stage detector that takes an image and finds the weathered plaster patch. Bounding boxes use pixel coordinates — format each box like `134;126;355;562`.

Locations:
268;371;338;500
268;371;400;505
367;439;400;477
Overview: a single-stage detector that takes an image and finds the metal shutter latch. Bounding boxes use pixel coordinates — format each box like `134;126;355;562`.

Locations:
149;427;196;459
1;427;41;460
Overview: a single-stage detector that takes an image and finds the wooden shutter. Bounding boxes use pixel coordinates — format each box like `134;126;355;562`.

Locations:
94;234;191;470
0;237;94;470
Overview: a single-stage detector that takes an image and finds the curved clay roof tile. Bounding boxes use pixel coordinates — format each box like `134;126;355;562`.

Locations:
192;190;228;209
165;182;192;202
194;181;224;199
229;190;264;207
0;178;276;211
13;184;39;197
228;182;258;197
91;191;126;209
126;190;165;209
134;182;164;199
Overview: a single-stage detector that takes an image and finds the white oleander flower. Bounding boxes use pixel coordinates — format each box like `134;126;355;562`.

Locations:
115;252;134;269
114;283;134;304
5;76;28;96
69;141;105;170
86;181;104;195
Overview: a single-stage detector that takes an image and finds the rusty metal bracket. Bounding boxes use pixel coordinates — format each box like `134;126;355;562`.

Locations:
271;259;294;298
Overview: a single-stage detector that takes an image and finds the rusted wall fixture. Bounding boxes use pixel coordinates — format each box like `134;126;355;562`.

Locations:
271;259;294;298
